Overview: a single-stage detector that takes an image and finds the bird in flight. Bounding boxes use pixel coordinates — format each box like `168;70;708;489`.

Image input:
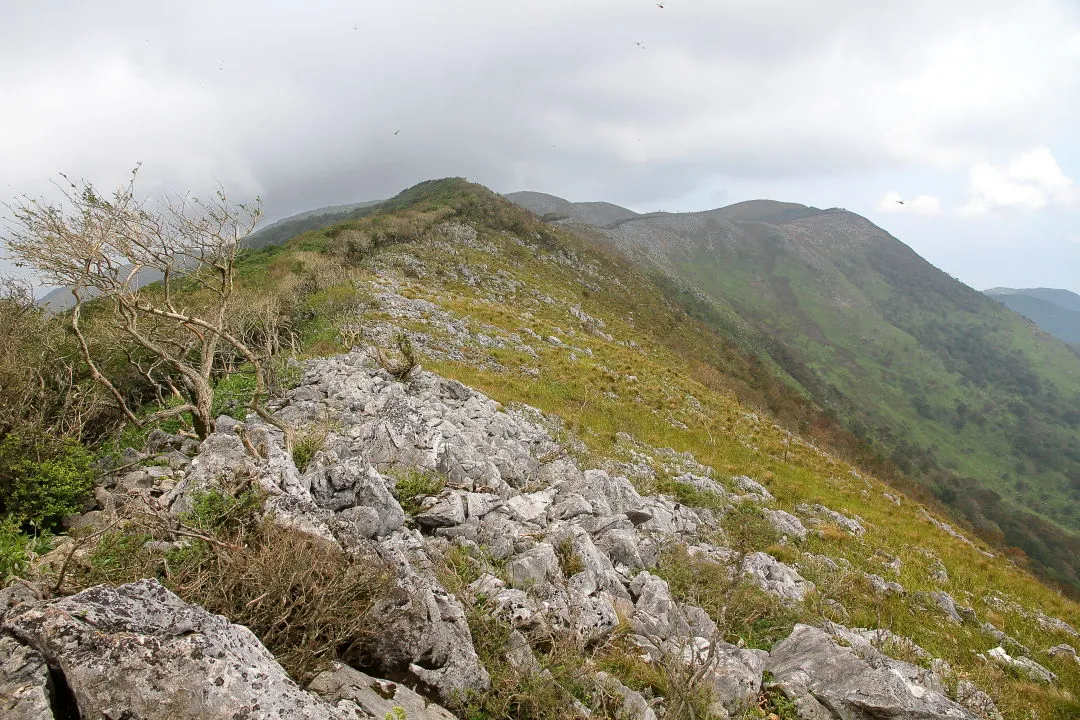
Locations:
894;200;905;205
635;41;645;50
393;130;400;135
656;2;665;7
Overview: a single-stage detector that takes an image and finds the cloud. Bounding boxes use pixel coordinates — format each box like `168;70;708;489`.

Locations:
959;147;1077;215
878;192;944;215
1;0;1079;219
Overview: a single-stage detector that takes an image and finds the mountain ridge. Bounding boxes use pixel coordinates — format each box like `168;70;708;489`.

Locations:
8;177;1080;717
509;190;1080;590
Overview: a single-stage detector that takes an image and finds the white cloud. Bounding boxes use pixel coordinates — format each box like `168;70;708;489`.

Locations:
878;191;943;215
960;146;1077;215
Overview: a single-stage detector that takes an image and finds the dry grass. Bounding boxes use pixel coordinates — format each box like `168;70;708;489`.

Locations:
71;490;395;683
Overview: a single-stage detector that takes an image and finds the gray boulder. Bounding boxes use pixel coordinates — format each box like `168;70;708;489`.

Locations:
0;635;54;720
415;492;467;528
595;671;657;720
2;579;355;720
765;509;807;542
701;642;769;715
310;664;456;720
766;624;980;720
509;543;561;589
985;646;1056;683
796;503;865;536
742;552;814;604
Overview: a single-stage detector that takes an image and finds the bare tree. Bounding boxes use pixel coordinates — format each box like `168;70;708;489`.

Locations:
3;167;290;444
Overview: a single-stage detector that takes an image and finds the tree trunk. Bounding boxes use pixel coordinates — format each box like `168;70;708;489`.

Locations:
190;375;216;440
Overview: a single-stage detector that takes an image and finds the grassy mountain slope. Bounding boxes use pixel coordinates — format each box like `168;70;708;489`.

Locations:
212;178;1080;715
985;288;1080;348
509;193;1080;590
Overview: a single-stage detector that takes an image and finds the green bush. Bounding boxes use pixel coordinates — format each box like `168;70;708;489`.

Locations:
212;371;258;419
0;436;95;531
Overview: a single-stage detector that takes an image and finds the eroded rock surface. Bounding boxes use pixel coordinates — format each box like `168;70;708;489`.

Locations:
2;579;358;720
766;624;980;720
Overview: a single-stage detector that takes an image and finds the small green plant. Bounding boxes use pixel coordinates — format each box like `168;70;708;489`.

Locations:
439;544;483;592
721;502;781;555
181;487;262;534
390;467;446;515
555;536;585;577
739;677;800;719
375;331;420;381
0;515;51;580
291;415;337;473
384;706;407;720
267;356;304;397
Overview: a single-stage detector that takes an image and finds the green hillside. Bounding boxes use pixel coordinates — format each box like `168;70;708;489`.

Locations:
508;195;1080;590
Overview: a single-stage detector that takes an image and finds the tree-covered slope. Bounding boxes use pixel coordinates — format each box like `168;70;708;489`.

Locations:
509;193;1080;588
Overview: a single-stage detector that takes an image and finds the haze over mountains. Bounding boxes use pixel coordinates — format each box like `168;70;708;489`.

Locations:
509;191;1080;588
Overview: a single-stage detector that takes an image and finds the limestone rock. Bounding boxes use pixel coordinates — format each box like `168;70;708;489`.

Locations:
954;679;1004;720
1048;643;1079;662
742;552;814;604
766;624;979;720
795;503;865;536
509;543;561;590
985;646;1056;683
595;671;657;720
2;579;354;720
0;635;54;720
415;492;467;528
309;664;457;720
764;509;807;542
700;642;768;714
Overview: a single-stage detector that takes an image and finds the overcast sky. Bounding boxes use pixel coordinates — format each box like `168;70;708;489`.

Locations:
2;0;1079;292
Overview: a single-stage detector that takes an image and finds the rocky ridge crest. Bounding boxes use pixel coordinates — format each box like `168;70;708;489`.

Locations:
2;350;1063;719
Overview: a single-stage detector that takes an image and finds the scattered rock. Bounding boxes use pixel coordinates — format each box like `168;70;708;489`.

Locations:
795;503;865;536
595;671;657;720
764;509;807;542
985;646;1057;683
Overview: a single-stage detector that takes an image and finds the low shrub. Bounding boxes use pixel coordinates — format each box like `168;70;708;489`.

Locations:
0;436;95;531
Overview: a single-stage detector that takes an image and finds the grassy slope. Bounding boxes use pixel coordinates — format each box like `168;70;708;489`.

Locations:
230;179;1080;716
574;207;1080;588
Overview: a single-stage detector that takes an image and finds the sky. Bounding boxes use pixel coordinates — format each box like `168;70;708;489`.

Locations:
1;0;1079;292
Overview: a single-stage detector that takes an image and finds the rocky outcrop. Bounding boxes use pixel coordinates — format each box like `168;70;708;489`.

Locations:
985;646;1057;684
10;349;1018;718
766;624;980;720
1;579;359;720
0;635;54;720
